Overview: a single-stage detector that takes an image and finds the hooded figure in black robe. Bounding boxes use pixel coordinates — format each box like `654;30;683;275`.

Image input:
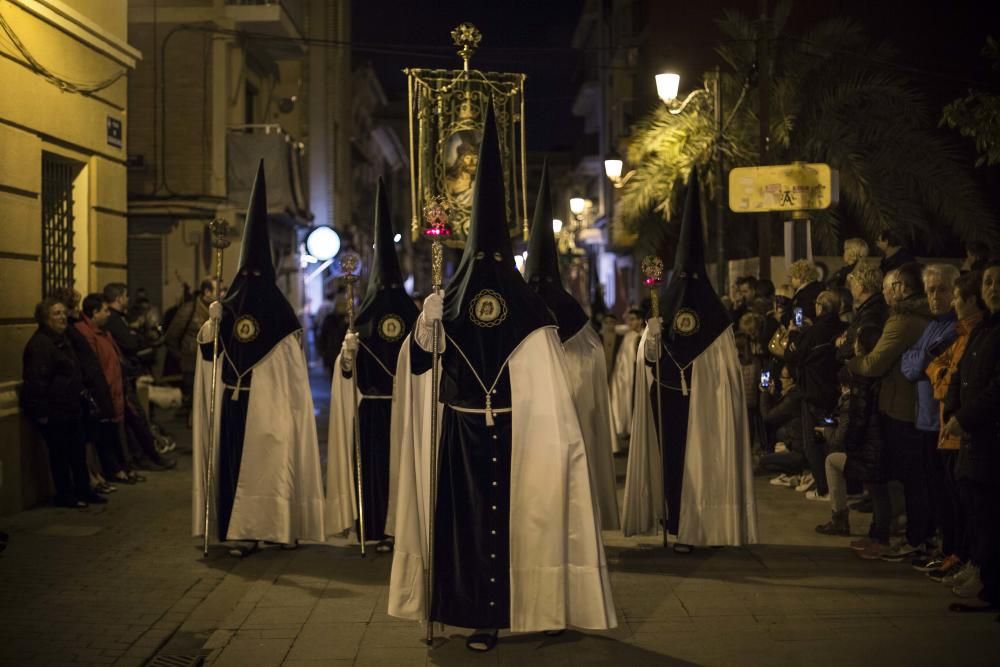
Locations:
622;170;758;547
326;179;418;547
388;106;616;647
192;162;325;551
525;162;619;530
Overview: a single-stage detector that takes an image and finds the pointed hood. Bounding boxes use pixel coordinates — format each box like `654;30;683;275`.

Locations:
658;169;731;367
355;178;418;369
235;161;276;283
524;161;589;342
442;104;553;382
220;160;302;375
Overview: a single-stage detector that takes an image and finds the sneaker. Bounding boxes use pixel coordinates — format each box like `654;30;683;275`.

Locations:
850;537;873;552
952;567;983;598
879;541;924;562
928;555;963;582
805;489;830;501
859;542;890;560
912;557;944;573
770;474;798;487
795;472;815;493
942;562;976;587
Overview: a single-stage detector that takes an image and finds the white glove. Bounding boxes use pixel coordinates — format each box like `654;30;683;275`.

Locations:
646;317;662;337
340;332;359;371
343;332;359;353
208;300;223;321
423;292;443;322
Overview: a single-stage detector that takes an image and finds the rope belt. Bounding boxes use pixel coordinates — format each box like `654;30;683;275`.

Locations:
447;403;513;426
359;394;392;400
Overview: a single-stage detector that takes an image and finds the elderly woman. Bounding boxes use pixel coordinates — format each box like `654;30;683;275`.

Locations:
21;298;106;508
942;263;1000;614
788;260;824;322
829;238;870;288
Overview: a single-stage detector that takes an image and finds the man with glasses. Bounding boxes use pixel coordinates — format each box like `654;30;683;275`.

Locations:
847;263;932;561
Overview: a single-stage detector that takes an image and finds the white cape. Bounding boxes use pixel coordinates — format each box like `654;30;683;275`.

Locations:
563;327;621;531
609;330;640;450
192;324;326;544
621;327;758;546
324;350;360;539
388;326;616;632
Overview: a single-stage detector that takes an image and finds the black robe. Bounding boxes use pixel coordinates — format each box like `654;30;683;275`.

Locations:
647;351;692;536
411;335;514;630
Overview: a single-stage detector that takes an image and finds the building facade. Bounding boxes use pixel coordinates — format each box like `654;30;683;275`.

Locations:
0;0;140;514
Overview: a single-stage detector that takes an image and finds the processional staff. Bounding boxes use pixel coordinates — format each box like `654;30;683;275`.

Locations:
423;197;450;646
642;255;669;549
203;218;231;556
340;252;367;559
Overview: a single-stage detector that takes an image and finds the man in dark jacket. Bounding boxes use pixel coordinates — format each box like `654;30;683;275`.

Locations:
786;290;848;499
22;298;106;508
942;263;1000;614
164;279;215;408
876;229;916;277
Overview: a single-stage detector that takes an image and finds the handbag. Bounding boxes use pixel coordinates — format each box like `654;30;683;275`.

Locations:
768;325;790;359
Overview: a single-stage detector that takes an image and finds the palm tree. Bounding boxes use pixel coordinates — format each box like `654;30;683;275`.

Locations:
618;1;998;254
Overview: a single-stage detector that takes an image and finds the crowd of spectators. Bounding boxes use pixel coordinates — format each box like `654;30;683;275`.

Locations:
733;237;1000;614
22;283;179;509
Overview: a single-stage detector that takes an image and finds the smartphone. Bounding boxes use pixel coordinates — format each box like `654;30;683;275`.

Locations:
822;416;837;426
793;307;804;327
759;370;771;390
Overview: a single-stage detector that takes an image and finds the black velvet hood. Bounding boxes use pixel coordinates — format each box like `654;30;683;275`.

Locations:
220;161;302;375
442;105;553;382
659;170;731;367
355;178;418;370
524;161;589;342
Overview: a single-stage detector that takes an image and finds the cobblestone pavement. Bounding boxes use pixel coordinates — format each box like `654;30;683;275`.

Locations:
2;372;999;666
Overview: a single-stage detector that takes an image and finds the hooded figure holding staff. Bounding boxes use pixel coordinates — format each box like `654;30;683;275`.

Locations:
192;162;325;557
388;106;616;652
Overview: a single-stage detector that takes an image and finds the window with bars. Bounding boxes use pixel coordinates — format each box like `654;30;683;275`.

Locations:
41;154;76;297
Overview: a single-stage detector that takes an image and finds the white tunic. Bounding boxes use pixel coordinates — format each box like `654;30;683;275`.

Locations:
609;330;640;450
621;327;758;546
388;326;617;633
192;324;326;544
562;326;621;531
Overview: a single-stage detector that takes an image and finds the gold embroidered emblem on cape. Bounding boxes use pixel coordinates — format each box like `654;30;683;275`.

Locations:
469;289;507;328
672;308;700;336
233;315;260;343
378;314;405;341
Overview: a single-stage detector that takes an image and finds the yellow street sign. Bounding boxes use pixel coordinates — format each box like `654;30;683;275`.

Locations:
729;163;838;213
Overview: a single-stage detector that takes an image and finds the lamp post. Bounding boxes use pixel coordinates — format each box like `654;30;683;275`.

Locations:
654;68;727;293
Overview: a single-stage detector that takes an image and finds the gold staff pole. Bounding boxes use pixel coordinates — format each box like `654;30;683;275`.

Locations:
341;253;366;559
641;256;668;549
422;198;450;646
203;218;230;556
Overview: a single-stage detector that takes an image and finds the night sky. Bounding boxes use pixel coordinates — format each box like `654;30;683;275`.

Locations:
352;0;1000;154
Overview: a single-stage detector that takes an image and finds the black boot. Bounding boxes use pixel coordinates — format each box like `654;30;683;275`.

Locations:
815;509;850;536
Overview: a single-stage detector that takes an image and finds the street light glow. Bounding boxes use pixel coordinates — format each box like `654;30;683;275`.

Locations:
569;197;586;215
604;159;623;181
305;226;341;261
393;233;402;243
655;72;680;103
552;219;563;233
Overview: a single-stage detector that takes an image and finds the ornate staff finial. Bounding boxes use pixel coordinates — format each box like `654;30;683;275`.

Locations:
208;218;231;250
641;255;664;286
423;196;451;292
451;22;481;71
337;251;361;282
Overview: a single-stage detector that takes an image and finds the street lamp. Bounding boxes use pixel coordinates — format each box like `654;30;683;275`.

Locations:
604;154;635;189
655;69;728;292
552;219;563;234
569;197;587;216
